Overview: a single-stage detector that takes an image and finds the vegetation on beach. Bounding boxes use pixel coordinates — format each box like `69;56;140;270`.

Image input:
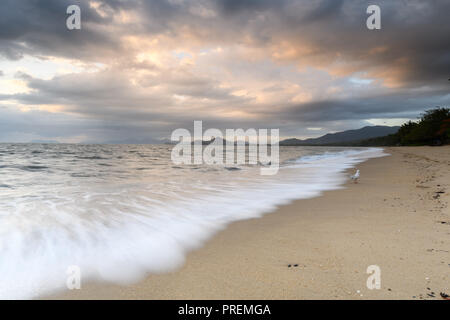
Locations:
356;107;450;146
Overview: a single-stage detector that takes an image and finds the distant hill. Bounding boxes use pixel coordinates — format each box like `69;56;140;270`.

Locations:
280;126;400;146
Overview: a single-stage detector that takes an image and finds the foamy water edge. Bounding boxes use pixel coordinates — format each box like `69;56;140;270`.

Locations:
0;147;388;299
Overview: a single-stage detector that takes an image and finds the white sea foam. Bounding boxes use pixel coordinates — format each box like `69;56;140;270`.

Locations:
0;145;387;299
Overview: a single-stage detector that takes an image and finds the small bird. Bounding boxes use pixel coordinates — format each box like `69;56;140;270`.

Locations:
350;169;360;183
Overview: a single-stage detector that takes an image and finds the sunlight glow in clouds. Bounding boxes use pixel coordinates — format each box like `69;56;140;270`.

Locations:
0;0;449;143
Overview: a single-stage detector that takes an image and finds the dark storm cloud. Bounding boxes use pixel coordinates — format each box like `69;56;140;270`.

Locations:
282;91;450;123
2;0;449;87
0;0;117;60
215;0;282;15
302;0;345;22
142;1;449;88
5;68;242;109
0;0;449;142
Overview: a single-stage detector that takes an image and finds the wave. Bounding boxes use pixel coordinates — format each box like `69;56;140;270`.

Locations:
0;147;387;299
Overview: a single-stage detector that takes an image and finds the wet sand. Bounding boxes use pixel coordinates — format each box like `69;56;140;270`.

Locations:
49;147;450;300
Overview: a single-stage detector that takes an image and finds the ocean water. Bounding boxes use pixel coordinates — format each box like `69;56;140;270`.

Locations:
0;143;387;299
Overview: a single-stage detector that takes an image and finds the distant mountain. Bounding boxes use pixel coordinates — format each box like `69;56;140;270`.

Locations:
280;126;400;146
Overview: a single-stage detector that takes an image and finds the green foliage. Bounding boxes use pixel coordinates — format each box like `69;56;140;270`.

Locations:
356;107;450;146
397;121;418;145
353;133;399;146
397;107;450;145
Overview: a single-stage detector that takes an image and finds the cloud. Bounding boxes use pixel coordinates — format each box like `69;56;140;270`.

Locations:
0;0;449;142
0;0;120;61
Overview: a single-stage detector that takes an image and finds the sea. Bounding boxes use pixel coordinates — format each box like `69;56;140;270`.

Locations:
0;143;387;299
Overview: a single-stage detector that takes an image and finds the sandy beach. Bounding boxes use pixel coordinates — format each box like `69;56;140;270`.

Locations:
49;147;449;300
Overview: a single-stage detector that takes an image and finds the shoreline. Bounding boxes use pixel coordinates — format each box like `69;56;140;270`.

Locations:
48;147;449;299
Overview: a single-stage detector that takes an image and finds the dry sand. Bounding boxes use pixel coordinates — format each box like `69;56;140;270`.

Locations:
50;147;449;300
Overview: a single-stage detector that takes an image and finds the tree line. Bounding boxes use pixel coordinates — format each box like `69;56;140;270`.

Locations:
356;107;450;146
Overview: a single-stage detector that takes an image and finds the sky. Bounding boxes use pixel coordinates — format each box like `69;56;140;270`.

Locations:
0;0;449;143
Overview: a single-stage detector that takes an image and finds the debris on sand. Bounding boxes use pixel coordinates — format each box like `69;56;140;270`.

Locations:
440;292;450;300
